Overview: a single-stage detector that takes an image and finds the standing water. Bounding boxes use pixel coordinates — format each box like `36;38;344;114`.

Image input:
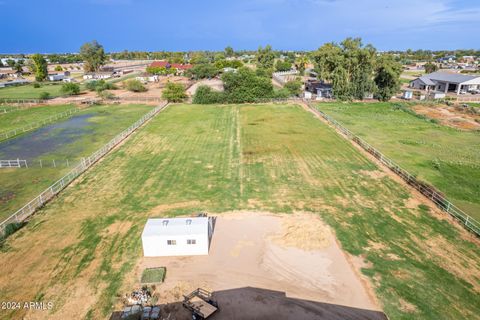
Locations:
0;113;95;160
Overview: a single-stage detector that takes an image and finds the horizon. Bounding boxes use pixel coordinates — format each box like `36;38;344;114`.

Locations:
1;0;479;53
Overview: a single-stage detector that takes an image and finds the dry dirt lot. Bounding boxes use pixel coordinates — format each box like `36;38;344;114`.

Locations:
412;104;480;130
135;212;386;320
187;78;224;96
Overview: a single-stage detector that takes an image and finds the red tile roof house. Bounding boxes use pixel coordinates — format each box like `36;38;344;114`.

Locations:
149;61;193;75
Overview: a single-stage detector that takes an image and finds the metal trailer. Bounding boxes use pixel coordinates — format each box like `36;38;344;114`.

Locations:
182;288;218;320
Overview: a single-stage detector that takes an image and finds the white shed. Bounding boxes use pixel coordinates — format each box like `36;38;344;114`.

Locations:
141;217;211;257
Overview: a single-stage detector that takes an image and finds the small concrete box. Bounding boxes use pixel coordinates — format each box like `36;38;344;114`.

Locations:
142;217;211;257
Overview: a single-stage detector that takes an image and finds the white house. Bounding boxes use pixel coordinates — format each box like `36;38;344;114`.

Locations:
83;71;114;80
141;217;212;257
136;73;159;83
410;72;480;94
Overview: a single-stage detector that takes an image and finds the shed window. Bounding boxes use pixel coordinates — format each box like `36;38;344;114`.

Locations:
187;239;196;245
167;240;177;245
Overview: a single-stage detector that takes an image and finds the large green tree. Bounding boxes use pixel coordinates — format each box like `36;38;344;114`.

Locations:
256;45;275;70
80;40;106;72
31;54;48;81
312;38;394;101
222;67;273;103
162;82;187;102
374;56;403;101
294;55;309;75
424;62;438;74
225;46;234;57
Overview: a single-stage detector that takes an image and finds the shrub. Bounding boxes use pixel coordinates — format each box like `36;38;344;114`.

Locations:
275;60;292;72
60;83;81;96
86;80;116;92
222;67;274;103
193;85;225;104
55;65;63;71
272;88;291;99
33;83;41;88
125;79;147;92
97;90;115;100
162;82;187;102
284;80;303;96
39;92;51;100
186;63;219;79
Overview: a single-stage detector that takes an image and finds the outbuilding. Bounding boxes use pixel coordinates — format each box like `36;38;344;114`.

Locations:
141;217;212;257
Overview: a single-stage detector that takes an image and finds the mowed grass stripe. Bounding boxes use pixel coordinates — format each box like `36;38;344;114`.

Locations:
0;104;478;320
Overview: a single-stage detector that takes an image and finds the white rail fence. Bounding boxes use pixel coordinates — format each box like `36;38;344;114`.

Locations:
0;158;79;169
0;159;27;168
305;102;480;237
0;98;47;106
0;102;168;236
0;108;81;142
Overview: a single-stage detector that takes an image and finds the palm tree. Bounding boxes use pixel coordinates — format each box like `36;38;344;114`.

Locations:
295;55;309;76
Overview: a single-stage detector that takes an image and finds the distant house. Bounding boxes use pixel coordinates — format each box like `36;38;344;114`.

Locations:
136;73;159;83
149;61;193;75
83;71;114;80
47;71;70;81
437;55;456;63
0;69;21;79
305;80;333;98
410;72;480;94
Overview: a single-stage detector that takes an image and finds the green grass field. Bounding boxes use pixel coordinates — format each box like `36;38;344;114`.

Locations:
0;104;478;320
0;104;154;221
0;104;78;133
0;83;70;99
316;102;480;221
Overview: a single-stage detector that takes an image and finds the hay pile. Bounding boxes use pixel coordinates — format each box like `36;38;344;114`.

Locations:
271;213;332;251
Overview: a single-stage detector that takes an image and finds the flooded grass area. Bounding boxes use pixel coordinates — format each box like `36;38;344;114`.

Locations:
0;103;154;220
0;113;94;160
0;104;78;133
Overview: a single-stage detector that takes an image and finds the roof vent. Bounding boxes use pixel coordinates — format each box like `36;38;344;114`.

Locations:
186;219;192;225
162;220;169;226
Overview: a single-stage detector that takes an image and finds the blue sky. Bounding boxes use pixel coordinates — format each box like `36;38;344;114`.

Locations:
0;0;479;53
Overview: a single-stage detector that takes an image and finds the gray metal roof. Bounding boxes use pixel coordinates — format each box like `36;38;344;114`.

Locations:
425;71;479;84
417;76;436;86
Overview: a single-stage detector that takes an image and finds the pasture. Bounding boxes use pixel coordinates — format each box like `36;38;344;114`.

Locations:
0;83;69;99
0;104;154;221
0;104;78;133
316;102;480;221
0;104;478;320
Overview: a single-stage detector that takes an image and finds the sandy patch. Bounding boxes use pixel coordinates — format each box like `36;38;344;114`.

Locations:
135;212;385;319
269;212;331;250
412;104;480;131
187;79;224;96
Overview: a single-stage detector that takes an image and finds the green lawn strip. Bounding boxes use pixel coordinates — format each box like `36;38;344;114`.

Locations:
0;104;478;320
315;102;480;221
0;83;70;99
0;104;154;221
141;268;166;283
